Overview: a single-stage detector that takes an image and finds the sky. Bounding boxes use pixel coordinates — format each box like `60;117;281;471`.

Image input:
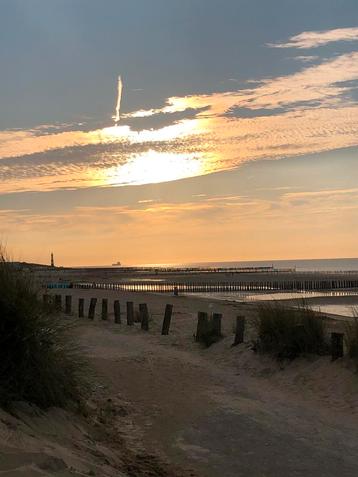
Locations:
0;0;358;266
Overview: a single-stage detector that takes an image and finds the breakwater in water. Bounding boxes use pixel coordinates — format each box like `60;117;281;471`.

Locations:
40;266;358;294
72;273;358;293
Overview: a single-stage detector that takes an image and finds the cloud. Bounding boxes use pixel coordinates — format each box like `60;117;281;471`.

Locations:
1;47;358;194
283;188;358;200
2;188;356;240
4;187;358;264
113;75;123;124
281;188;358;211
292;55;319;63
268;27;358;49
191;52;358;111
0;195;270;238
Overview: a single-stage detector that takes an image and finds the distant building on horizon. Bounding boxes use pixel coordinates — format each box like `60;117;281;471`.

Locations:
51;252;55;268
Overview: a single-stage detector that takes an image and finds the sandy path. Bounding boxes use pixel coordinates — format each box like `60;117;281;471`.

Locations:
45;288;358;477
79;322;358;477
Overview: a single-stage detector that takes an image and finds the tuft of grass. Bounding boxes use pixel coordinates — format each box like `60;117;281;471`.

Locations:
195;313;223;348
134;309;141;323
199;328;221;348
0;250;91;409
252;301;328;361
344;308;358;370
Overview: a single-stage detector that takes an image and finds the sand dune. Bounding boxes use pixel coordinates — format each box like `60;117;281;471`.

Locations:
1;289;358;476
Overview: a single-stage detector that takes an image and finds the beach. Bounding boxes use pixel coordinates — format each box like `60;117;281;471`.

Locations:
2;288;358;476
2;2;358;475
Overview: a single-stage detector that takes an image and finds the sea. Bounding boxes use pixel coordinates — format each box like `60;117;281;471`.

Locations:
177;258;358;318
94;258;358;317
172;257;358;272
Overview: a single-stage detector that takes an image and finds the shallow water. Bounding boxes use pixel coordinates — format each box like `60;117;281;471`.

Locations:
186;290;358;317
310;304;357;317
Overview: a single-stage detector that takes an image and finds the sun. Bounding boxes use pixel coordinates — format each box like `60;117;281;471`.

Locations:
104;150;205;186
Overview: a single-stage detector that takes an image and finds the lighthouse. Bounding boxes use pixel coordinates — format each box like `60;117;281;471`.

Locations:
51;252;55;268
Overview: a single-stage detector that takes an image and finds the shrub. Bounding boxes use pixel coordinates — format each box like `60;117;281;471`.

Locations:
344;308;358;369
0;251;91;408
252;301;328;360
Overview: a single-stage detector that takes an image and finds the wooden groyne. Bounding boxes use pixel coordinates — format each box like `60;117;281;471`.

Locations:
61;265;291;275
72;276;358;293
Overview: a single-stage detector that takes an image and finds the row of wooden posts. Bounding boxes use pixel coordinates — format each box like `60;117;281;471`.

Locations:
43;294;174;335
195;310;344;360
44;294;243;342
74;279;358;293
44;294;344;360
195;311;246;347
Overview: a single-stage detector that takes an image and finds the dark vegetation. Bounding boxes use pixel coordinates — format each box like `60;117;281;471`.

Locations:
195;312;223;347
199;328;222;348
344;308;358;369
0;251;90;409
252;301;329;360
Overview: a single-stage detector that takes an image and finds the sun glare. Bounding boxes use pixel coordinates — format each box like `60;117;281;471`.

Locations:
104;150;205;186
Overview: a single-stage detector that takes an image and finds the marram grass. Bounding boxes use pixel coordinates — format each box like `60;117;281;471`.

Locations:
344;307;358;370
0;251;91;409
253;301;329;361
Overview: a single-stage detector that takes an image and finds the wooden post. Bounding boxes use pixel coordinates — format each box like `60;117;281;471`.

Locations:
161;304;173;335
212;313;222;337
196;312;209;342
88;298;97;320
101;299;108;320
233;316;245;346
55;294;62;310
65;295;72;314
126;301;134;326
331;332;344;361
139;303;149;331
114;300;121;324
78;298;84;318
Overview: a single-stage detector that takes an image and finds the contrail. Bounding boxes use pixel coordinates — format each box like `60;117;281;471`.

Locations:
113;75;123;124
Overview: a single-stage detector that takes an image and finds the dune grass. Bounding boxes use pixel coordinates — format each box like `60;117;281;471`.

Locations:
253;301;329;360
195;312;223;347
344;307;358;369
0;251;91;409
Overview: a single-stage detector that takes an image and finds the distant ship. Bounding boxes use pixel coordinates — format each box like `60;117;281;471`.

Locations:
112;261;122;267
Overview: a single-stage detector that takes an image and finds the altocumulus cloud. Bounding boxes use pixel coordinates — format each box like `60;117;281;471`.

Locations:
1;29;358;194
268;26;358;49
